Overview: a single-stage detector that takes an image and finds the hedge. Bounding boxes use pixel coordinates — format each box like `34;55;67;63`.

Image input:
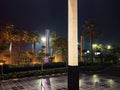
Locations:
0;68;67;80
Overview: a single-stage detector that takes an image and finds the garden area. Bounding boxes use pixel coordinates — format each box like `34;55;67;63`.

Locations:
0;61;120;80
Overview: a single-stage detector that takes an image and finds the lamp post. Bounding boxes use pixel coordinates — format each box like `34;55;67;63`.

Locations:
45;29;50;63
41;30;51;90
41;37;46;43
41;37;46;71
41;29;50;63
68;0;79;90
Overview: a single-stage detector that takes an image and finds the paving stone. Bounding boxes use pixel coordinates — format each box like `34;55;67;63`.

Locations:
11;87;19;90
17;86;25;89
0;74;120;90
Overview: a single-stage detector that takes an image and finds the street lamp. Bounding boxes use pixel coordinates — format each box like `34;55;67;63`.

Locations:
40;32;51;90
107;45;112;50
41;30;50;63
41;37;46;43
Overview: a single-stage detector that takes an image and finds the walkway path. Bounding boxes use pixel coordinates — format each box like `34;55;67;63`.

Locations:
0;74;120;90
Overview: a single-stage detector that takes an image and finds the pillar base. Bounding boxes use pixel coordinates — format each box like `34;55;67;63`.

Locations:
68;66;79;90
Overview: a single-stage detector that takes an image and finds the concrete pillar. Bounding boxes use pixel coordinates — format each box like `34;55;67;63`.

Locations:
68;0;79;90
45;29;50;63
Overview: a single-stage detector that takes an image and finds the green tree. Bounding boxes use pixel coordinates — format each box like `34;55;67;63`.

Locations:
0;60;5;63
0;46;7;54
37;46;45;70
26;51;35;63
0;24;41;64
1;24;17;64
51;33;68;65
50;32;60;47
83;21;102;63
27;31;40;55
37;46;45;64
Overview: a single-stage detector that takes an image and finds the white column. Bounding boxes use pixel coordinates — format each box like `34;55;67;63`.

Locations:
68;0;78;66
68;0;79;90
46;29;49;54
45;29;50;63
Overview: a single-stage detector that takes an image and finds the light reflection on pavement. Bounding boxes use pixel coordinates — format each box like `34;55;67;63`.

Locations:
0;74;120;90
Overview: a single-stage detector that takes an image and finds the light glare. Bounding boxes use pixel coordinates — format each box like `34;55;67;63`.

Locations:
41;37;46;42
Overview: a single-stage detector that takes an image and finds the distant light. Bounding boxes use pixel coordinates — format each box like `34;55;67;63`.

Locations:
79;79;82;86
108;79;114;85
95;52;101;55
92;44;97;49
93;74;97;78
87;50;90;53
92;74;99;83
0;63;3;66
107;45;112;49
93;78;99;83
41;37;46;42
84;52;87;55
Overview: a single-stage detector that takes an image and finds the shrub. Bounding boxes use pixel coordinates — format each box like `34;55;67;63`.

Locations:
1;68;67;80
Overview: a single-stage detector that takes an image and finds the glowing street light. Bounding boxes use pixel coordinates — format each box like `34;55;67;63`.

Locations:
92;44;97;49
87;50;90;53
41;30;50;63
41;37;46;42
107;45;112;49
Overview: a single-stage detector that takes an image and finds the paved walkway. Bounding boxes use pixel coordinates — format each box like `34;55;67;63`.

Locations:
0;74;120;90
0;75;67;90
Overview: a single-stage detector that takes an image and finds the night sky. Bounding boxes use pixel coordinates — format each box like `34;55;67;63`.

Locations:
0;0;120;44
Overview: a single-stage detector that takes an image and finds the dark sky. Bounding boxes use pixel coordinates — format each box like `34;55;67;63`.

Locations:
0;0;120;44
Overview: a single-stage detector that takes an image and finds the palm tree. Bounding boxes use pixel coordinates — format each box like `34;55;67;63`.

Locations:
83;21;102;63
13;30;29;64
37;46;45;70
50;32;60;47
25;51;35;63
2;24;29;64
20;30;41;54
0;46;7;54
51;33;68;65
22;31;40;64
28;31;40;55
0;24;21;64
0;24;6;45
1;24;41;64
1;24;16;64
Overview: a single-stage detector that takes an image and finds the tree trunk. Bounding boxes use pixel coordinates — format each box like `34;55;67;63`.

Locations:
80;35;84;62
90;32;93;63
9;42;12;64
32;41;36;55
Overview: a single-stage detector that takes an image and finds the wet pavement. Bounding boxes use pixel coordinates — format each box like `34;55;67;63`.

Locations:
0;74;120;90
